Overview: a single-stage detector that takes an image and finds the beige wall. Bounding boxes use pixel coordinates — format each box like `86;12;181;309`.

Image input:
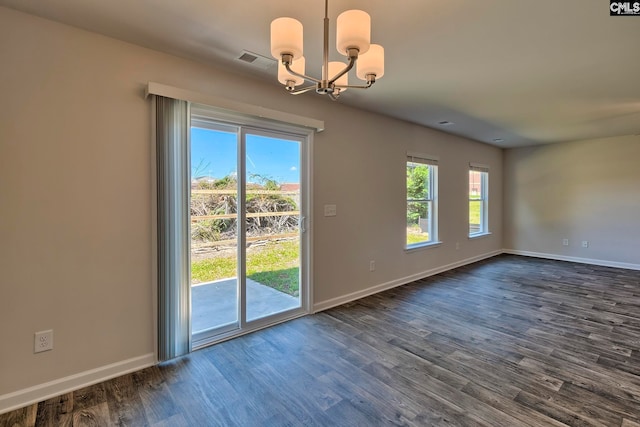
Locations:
0;6;502;400
313;116;502;304
503;135;640;266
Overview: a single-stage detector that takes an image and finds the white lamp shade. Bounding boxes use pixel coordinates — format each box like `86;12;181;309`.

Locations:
271;17;303;60
357;44;384;80
336;10;370;55
324;61;348;91
278;56;305;86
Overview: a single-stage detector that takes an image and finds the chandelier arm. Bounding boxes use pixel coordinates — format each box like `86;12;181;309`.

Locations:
336;81;374;90
327;54;356;86
284;61;322;84
288;85;318;95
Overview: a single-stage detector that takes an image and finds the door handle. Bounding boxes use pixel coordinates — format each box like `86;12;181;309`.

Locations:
300;216;306;233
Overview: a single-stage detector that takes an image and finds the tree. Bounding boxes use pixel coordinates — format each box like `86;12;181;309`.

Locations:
406;164;429;224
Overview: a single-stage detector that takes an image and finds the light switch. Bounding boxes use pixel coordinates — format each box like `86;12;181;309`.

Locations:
324;204;337;217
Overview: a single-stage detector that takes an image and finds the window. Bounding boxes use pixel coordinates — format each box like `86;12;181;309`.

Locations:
406;154;438;248
469;164;489;236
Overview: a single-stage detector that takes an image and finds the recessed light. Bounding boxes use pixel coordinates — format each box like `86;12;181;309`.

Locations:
493;138;504;143
438;121;454;126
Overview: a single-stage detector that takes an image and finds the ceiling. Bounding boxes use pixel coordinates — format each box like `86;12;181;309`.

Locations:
2;0;639;147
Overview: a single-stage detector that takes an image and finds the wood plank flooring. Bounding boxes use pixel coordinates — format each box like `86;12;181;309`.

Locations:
2;254;640;426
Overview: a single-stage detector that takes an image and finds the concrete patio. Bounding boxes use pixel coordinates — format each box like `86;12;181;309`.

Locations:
191;278;300;333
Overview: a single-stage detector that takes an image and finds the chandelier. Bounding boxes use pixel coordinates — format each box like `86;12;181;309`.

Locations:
270;0;385;100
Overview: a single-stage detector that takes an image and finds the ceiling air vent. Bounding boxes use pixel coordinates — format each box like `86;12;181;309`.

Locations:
237;50;276;70
238;52;258;63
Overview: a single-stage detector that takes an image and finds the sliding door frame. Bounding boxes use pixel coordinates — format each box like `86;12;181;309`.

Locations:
190;104;313;349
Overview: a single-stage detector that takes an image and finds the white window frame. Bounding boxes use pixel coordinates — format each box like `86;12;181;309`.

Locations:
469;163;489;237
406;153;439;250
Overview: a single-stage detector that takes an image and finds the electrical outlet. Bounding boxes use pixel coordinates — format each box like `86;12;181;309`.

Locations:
562;239;569;246
369;260;375;271
581;241;589;248
455;242;460;250
34;330;53;353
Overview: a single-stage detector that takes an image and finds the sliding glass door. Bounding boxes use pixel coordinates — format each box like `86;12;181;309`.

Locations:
190;124;239;335
189;108;309;346
244;131;302;322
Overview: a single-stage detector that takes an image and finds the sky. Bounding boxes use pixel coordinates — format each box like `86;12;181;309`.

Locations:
191;127;300;184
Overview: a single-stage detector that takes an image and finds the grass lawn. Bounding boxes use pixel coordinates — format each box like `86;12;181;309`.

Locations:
469;201;481;230
191;240;299;296
407;226;429;245
191;257;236;283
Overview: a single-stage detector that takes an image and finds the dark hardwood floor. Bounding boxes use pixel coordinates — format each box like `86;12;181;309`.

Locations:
3;254;640;426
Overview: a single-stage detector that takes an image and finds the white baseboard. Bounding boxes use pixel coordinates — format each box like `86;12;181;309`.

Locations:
0;353;156;415
503;249;640;271
313;250;502;313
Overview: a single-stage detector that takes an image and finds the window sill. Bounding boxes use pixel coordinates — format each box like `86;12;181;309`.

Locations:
405;241;442;253
468;232;492;240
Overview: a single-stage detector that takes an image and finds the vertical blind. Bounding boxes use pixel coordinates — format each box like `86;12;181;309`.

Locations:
155;95;191;361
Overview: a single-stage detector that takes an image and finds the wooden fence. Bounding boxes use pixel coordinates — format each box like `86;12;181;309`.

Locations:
191;188;300;246
191;189;299;196
191;211;300;222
